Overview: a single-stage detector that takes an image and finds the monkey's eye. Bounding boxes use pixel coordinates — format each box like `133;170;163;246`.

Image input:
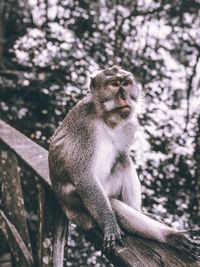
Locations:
122;80;130;86
110;81;119;87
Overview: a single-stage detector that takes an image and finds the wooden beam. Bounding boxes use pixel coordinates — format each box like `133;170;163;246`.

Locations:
0;149;33;266
0;119;51;186
0;119;199;267
0;210;34;266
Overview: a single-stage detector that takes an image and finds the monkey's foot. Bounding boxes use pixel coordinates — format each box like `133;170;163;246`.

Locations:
167;232;200;262
180;229;200;238
103;225;124;252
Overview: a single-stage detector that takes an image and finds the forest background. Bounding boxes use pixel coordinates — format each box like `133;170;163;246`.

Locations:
0;0;200;266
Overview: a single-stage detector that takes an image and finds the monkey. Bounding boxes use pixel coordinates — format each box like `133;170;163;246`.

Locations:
49;65;200;266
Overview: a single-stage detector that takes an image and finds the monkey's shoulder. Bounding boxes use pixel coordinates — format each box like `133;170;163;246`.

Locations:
49;97;96;157
49;99;97;180
63;96;95;124
69;97;96;118
52;97;95;135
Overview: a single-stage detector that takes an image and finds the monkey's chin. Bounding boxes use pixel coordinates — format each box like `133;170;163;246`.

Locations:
119;107;132;118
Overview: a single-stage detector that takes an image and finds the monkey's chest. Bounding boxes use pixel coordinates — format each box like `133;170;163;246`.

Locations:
97;120;135;153
93;122;134;188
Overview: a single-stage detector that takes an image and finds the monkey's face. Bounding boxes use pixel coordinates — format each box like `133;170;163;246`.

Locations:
102;75;136;117
90;66;140;120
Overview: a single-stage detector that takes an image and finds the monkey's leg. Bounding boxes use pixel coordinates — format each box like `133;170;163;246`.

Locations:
110;198;200;261
61;204;95;231
143;212;164;223
52;185;95;267
57;183;95;231
110;198;173;242
121;159;142;210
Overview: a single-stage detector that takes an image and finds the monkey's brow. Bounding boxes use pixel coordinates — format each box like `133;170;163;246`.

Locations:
105;76;129;83
106;76;120;81
103;78;119;86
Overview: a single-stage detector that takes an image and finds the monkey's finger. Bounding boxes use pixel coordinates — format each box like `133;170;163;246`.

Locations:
104;241;109;252
188;239;200;247
117;236;124;247
120;229;125;236
185;236;200;247
110;236;116;250
180;229;200;237
104;237;112;253
118;239;124;247
103;243;109;253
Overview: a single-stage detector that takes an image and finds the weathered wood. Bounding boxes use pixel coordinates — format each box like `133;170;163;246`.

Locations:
52;206;69;267
0;210;34;266
0;149;33;267
0;118;199;267
37;185;44;267
0;253;12;267
0;119;50;186
37;186;60;267
0;150;32;250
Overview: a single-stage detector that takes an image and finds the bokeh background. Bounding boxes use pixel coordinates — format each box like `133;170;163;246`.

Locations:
0;0;200;266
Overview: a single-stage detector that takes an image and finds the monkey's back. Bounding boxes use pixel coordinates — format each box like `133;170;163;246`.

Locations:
49;95;97;186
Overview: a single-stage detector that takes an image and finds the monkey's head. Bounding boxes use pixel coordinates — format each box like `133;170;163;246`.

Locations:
90;65;141;127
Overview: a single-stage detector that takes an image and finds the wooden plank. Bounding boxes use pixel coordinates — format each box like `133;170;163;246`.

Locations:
0;119;50;186
0;149;33;266
0;119;199;267
87;230;200;267
0;253;12;267
37;185;68;267
37;185;46;267
37;186;55;267
52;205;68;267
0;210;34;266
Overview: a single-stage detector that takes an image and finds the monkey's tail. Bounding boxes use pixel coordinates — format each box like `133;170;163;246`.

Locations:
53;210;68;267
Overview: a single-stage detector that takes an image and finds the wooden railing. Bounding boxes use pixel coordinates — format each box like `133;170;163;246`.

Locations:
0;119;199;267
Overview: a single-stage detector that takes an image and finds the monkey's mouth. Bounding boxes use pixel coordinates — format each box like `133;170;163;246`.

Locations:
117;105;131;113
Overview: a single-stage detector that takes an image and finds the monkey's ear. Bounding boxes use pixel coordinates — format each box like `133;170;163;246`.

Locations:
89;69;104;91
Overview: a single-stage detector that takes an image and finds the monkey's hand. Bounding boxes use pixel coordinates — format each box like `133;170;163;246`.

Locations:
103;220;123;252
73;173;124;252
167;231;200;262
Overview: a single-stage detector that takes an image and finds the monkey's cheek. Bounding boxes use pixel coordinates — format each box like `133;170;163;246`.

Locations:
103;100;115;111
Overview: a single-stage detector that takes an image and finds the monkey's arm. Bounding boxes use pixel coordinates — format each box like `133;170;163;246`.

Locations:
72;170;123;250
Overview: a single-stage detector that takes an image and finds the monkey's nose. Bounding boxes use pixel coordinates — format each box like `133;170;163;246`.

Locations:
119;89;127;100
